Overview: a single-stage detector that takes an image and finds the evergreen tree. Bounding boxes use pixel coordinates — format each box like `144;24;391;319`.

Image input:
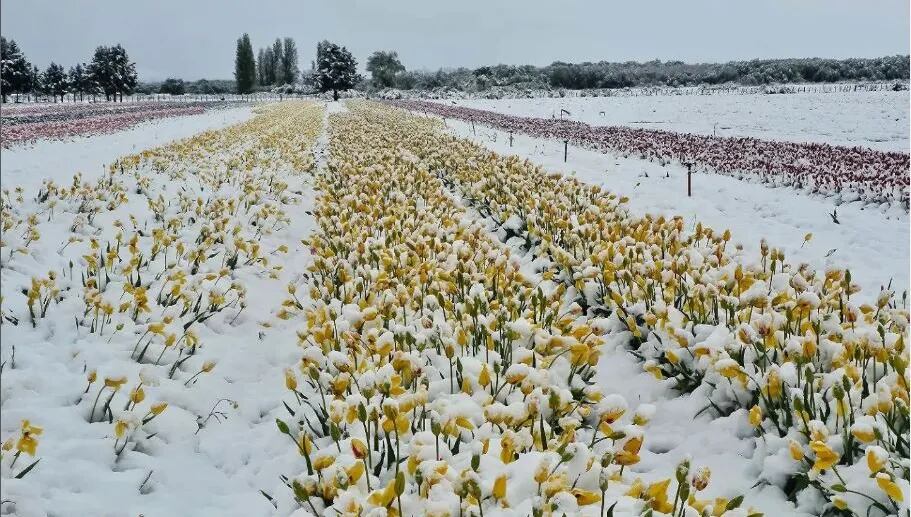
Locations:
109;44;137;100
280;37;299;85
87;46;114;99
234;33;255;94
87;45;137;101
256;48;268;86
263;47;276;85
159;78;186;95
1;37;32;102
28;64;43;99
315;40;358;101
271;38;284;85
43;62;68;102
67;63;87;101
366;50;405;88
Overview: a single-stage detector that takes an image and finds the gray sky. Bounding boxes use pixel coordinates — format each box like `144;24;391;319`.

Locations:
2;0;908;81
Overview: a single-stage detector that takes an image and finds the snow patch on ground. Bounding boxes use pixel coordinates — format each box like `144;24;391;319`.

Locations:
326;101;349;114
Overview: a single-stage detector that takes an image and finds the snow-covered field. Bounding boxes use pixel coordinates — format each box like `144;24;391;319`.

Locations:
1;106;254;195
1;98;907;517
441;91;910;151
438;118;910;302
1;103;323;516
437;116;909;516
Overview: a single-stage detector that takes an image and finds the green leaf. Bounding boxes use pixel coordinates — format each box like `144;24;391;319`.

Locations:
605;502;617;517
14;458;40;479
292;479;309;501
726;495;744;510
395;471;405;496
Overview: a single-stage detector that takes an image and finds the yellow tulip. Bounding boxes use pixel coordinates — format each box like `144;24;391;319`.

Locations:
809;441;839;471
749;405;762;427
875;473;904;502
789;441;805;461
492;474;507;501
572;488;602;506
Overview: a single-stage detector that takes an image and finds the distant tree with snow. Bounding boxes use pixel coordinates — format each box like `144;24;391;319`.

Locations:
234;34;256;94
67;63;89;101
258;46;277;85
27;64;42;100
87;44;137;101
42;62;68;102
271;38;284;85
110;45;137;100
315;40;358;101
1;37;32;102
280;37;299;85
256;48;268;86
159;78;186;95
366;51;405;88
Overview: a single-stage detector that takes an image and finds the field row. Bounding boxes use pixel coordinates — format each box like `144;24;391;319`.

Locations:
1;102;322;515
269;101;752;517
345;101;908;515
0;101;250;148
388;100;910;206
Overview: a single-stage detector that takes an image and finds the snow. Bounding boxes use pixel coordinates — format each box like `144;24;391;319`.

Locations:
1;106;254;195
439;91;910;152
0;102;320;516
594;332;813;517
1;96;906;517
325;100;349;114
437;117;910;303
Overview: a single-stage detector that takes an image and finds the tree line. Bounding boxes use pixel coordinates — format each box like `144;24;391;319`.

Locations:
235;39;909;97
1;37;138;103
367;55;909;92
138;78;236;96
234;34;358;99
234;34;300;93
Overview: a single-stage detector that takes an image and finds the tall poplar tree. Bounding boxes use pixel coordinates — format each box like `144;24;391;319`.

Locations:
234;33;255;94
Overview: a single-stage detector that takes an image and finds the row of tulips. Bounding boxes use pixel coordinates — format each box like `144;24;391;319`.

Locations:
386;100;910;207
1;101;241;125
372;101;909;516
0;103;323;501
274;101;752;517
0;101;249;148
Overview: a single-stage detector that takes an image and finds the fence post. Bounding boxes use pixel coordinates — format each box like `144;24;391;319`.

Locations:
564;140;568;162
686;163;693;197
509;132;513;147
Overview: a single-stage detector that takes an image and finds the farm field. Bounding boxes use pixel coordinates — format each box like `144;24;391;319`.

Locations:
0;99;908;517
0;100;252;148
395;99;910;207
1;106;255;194
438;91;910;152
427;113;910;306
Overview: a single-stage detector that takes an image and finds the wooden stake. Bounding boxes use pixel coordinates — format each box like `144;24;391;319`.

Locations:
687;163;693;197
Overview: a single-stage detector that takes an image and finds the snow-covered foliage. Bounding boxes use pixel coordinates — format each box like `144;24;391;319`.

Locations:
1;102;323;515
388;99;910;206
0;98;906;517
1;101;251;148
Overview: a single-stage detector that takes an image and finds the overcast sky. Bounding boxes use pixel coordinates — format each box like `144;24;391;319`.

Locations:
2;0;908;81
